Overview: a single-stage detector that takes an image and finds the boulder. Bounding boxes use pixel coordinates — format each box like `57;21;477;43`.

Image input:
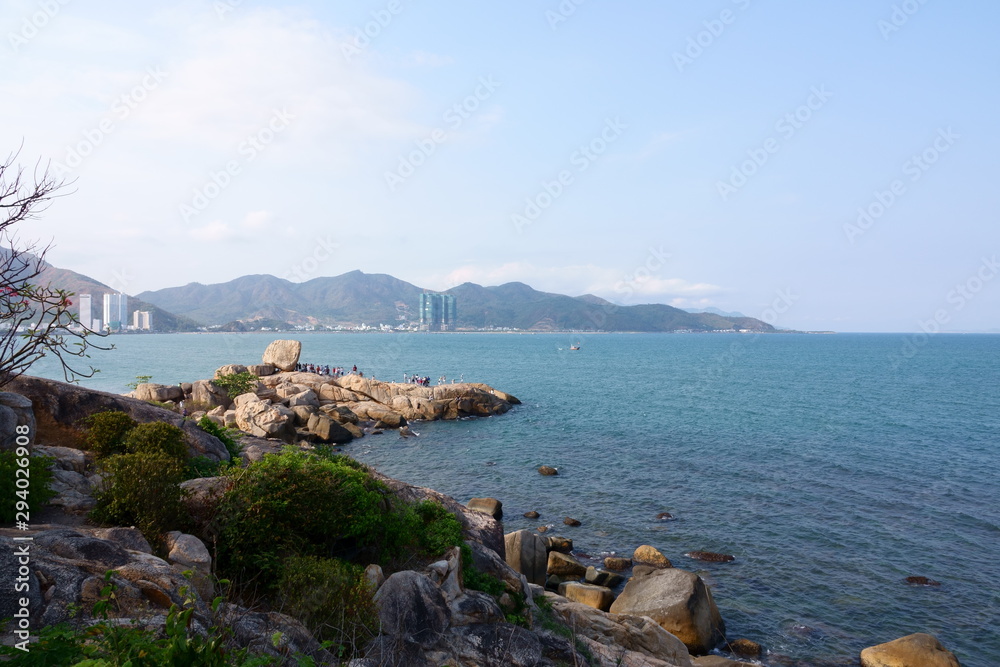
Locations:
609;568;725;655
905;576;941;586
365;564;385;592
468;497;503;520
548;551;587;577
546;594;694;667
306;413;355;444
524;511;540;519
633;544;672;569
564;517;581;527
605;557;632;572
246;363;276;377
691;657;755;667
93;527;153;554
165;531;213;600
217;602;335;665
190;379;232;410
373;570;450;648
538;465;558;476
725;638;762;659
180;476;232;531
291;405;316;425
33;445;88;473
133;383;184;402
686;551;735;563
214;364;248;378
6;376;229;461
449;623;543;666
586;566;625;589
504;530;548;586
558;581;615;611
261;340;301;372
545;536;573;553
287;389;319;408
0;391;36;446
236;397;295;442
347;401;406;428
860;633;961;667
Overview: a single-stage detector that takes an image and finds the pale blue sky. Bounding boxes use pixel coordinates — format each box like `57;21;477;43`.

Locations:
2;1;997;331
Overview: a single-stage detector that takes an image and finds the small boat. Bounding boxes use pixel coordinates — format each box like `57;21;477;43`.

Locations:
569;345;581;350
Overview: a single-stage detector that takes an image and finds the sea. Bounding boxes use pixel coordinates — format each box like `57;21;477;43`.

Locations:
29;331;1000;666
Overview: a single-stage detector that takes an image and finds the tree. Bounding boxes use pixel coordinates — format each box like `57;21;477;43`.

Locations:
0;147;110;387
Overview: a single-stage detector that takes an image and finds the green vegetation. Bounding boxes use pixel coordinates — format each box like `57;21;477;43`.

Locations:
0;571;327;666
277;556;378;659
122;421;188;462
0;451;55;524
211;372;258;399
197;416;243;460
82;410;137;458
90;451;189;547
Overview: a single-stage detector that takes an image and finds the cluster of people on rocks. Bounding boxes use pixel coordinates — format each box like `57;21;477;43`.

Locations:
295;363;349;377
404;374;432;387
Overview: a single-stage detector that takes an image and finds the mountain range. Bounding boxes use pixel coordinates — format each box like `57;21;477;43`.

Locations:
26;260;775;333
135;270;774;333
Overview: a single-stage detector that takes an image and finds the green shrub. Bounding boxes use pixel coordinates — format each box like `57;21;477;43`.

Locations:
211;372;258;399
82;410;137;458
215;450;402;595
0;451;56;524
197;416;243;460
413;500;463;558
186;456;223;479
460;543;506;597
123;421;188;462
278;556;378;660
90;451;189;547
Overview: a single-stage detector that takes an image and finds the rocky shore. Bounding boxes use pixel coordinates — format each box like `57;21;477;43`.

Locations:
0;341;965;666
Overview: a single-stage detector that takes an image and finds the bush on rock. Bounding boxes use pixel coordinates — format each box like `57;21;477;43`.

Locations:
123;421;188;462
82;410;137;458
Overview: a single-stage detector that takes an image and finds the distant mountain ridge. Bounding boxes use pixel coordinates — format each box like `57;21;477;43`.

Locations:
137;271;775;333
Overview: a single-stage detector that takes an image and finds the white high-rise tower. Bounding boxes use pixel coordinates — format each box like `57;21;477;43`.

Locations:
78;294;92;330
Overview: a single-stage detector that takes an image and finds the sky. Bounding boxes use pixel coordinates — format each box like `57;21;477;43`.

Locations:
1;0;998;332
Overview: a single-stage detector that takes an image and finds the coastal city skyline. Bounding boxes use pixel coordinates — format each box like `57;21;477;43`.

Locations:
3;2;997;333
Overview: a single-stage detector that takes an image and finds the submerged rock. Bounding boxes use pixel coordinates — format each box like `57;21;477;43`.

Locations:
538;465;559;476
686;551;736;563
905;575;941;586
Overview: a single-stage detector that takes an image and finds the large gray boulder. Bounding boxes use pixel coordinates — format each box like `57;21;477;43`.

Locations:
6;375;229;461
0;391;36;446
504;529;548;586
860;633;961;667
609;568;725;655
262;340;301;372
189;379;231;410
373;571;450;649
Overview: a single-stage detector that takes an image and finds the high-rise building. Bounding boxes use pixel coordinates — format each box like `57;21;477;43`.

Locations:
419;293;456;331
102;292;128;331
133;310;152;330
78;294;92;330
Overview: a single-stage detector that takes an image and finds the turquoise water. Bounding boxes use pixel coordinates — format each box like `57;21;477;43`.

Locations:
30;332;1000;666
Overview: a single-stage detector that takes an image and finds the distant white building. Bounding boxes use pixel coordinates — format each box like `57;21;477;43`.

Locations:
78;294;92;330
103;293;128;331
132;310;152;330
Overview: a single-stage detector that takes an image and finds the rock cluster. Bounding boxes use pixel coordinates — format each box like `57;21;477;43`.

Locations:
121;341;520;448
